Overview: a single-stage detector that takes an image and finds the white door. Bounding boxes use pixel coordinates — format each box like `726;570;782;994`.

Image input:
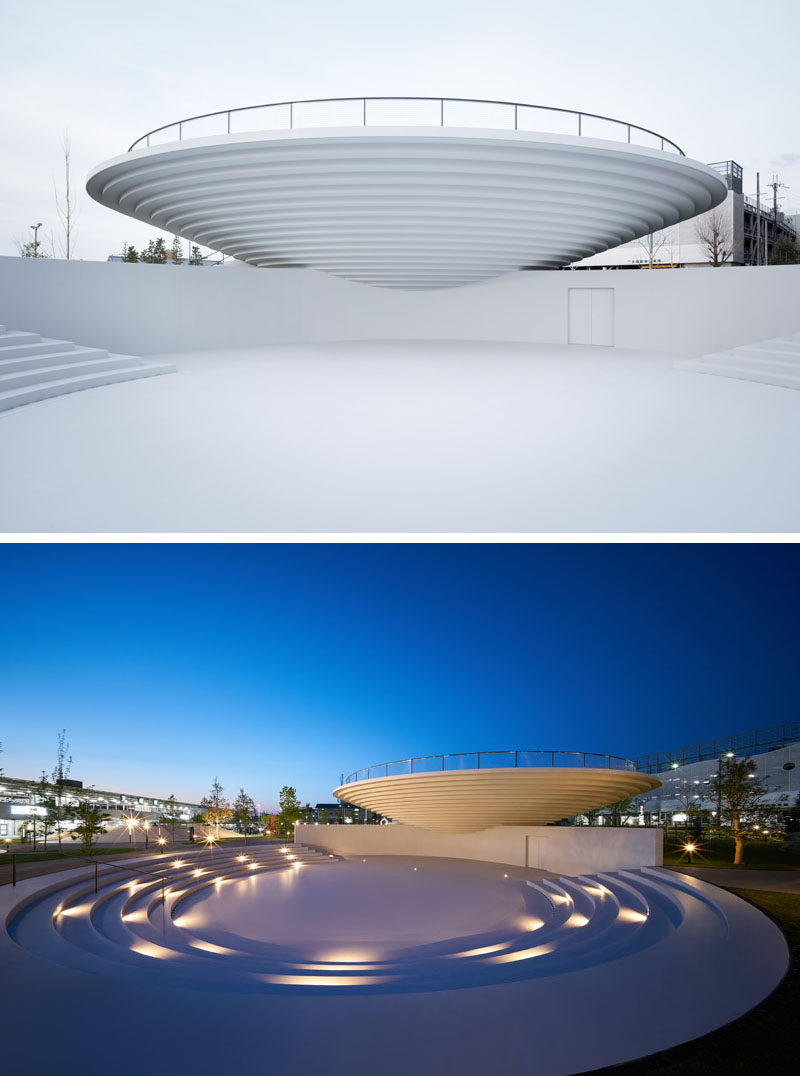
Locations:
568;288;615;346
590;288;615;346
568;288;592;344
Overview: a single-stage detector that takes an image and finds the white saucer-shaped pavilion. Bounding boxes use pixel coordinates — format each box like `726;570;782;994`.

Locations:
334;752;661;832
86;97;728;289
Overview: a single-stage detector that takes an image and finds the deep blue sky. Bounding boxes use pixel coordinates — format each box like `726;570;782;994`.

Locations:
1;544;797;809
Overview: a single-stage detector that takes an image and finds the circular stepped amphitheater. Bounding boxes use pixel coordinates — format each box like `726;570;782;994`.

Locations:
0;848;789;1075
2;845;784;996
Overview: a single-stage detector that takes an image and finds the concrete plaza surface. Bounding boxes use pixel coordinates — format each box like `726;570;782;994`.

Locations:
1;339;799;533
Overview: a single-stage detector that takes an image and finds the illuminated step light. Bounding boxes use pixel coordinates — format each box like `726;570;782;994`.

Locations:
258;972;397;987
131;941;177;960
618;909;648;923
489;943;554;964
449;942;511;959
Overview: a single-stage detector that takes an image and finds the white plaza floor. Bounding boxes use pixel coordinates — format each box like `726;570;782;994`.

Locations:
0;848;788;1076
1;339;799;533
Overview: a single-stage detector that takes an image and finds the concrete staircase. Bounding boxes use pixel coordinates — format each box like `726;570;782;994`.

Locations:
0;325;175;412
3;852;736;994
676;331;800;389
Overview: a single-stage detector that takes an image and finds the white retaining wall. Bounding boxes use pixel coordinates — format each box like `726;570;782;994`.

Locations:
1;256;798;357
295;823;663;874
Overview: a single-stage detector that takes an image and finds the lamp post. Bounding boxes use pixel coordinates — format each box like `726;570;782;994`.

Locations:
158;836;166;854
30;222;43;256
143;820;150;850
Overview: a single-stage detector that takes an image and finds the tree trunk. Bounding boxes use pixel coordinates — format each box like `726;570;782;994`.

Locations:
732;810;744;864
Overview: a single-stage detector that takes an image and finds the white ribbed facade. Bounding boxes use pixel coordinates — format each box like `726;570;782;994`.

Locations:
87;126;727;289
334;767;661;833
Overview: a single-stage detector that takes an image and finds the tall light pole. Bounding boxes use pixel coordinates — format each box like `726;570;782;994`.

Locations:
30;222;43;255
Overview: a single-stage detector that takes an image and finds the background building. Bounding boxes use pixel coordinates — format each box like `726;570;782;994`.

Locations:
572;161;797;269
0;774;201;842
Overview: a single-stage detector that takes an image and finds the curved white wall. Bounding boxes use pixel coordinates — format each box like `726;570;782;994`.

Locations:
1;257;799;358
296;822;663;874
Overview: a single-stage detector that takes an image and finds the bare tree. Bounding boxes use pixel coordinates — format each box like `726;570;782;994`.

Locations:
636;229;670;268
55;129;77;259
695;208;732;267
51;729;73;848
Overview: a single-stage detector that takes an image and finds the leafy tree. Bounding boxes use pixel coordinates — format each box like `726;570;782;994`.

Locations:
18;240;48;258
277;786;302;837
158;794;183;844
770;235;800;265
69;801;111;854
604;796;641;827
189;244;204;266
170;235;184;264
319;808;328;825
122;242;139;262
709;756;770;865
200;777;232;839
141;236;167;264
260;812;277;836
51;729;73;848
232;788;256;843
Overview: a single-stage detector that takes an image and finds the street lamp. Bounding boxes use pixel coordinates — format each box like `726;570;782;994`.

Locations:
30;222;43;254
157;836;166;853
143;820;150;850
124;814;137;844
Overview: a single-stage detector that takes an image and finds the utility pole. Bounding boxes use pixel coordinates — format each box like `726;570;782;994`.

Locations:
766;174;788;264
756;173;762;265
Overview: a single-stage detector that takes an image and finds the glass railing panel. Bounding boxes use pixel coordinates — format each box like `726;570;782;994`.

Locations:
755;725;784;748
386;760;412;778
180;114;229;141
410;755;443;774
444;100;514;130
479;751;516;768
147;124;182;147
229;103;290;134
515;751;551;768
627;128;665;153
515;105;576;136
367;98;442;127
584;753;611;769
552;752;585;768
580;115;629;143
732;731;756;751
291;99;364;129
443;753;478;770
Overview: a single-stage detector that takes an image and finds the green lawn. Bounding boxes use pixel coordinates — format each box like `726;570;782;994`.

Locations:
663;836;800;870
0;845;153;864
604;888;798;1074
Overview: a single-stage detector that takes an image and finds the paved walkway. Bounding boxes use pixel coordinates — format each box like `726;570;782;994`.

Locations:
666;864;800;894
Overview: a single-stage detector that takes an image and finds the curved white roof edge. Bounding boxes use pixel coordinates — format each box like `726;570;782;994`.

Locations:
87;128;727;290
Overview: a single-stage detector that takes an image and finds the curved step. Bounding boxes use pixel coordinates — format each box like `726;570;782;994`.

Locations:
0;325;176;412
